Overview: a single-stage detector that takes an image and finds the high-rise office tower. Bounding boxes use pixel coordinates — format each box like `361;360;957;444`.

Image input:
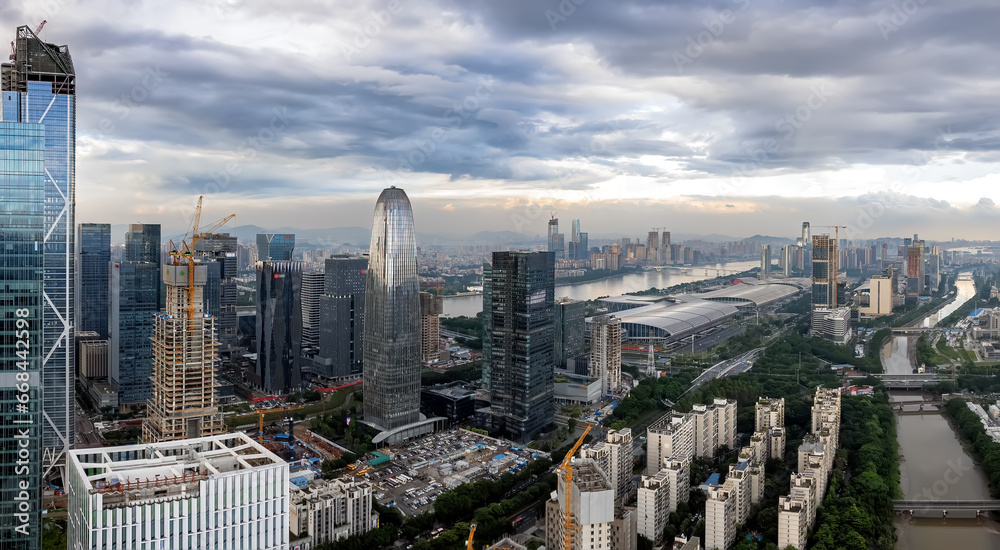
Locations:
76;223;111;338
781;244;794;277
554;298;585;369
255;260;303;393
801;222;810;245
301;271;325;349
547;217;564;259
143;262;226;443
571;219;580;245
590;315;622;395
363;187;422;431
647;230;659;263
578;232;589;260
907;242;925;296
194;232;238;349
3;23;76;474
124;223;161;263
811;234;837;308
318;255;367;379
420;292;444;363
0;121;45;549
110;223;161;408
661;231;671;264
257;233;295;261
482;251;555;442
760;244;772;279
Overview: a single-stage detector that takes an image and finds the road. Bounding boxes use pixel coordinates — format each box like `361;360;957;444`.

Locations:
74;400;102;448
686;348;765;392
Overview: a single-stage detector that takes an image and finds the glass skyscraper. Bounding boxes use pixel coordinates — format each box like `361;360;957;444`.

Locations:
255;261;303;393
110;224;160;407
482;251;555;442
124;223;161;264
0;121;45;549
76;223;111;338
318;255;368;378
194;233;238;349
363;187;421;431
2;24;76;475
257;233;295;261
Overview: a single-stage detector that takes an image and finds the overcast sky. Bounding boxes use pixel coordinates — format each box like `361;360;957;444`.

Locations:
4;0;999;241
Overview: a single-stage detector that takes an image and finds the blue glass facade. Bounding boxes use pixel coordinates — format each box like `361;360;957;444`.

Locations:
76;223;110;338
0;121;45;549
2;27;77;464
256;233;295;261
109;261;159;406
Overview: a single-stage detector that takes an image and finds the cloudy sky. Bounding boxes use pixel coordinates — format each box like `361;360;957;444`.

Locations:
3;0;999;241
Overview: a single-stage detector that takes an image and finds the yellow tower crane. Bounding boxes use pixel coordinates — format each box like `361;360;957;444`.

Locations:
466;523;476;550
167;196;236;321
561;423;593;550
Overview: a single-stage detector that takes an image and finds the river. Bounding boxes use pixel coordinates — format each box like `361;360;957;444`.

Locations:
881;274;977;376
884;273;999;548
441;260;759;317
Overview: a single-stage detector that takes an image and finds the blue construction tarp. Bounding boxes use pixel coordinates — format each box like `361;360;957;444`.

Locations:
493;454;505;461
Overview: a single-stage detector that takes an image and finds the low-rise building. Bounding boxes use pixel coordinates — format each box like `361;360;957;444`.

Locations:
290;478;374;545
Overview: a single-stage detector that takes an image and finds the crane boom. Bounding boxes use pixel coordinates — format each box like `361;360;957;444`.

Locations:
561;423;592;550
466;523;476;550
257;405;305;443
168;196;235;321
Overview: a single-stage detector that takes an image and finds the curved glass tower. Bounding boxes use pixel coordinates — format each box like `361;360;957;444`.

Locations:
363;187;421;431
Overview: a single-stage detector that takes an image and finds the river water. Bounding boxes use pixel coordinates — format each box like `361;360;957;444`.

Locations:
441;260;759;317
886;273;999;548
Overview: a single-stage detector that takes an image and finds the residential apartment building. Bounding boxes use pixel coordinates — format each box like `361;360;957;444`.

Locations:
290;479;374;545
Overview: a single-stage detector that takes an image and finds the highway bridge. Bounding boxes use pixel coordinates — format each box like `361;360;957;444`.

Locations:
873;374;949;389
890;327;934;334
894;500;1000;514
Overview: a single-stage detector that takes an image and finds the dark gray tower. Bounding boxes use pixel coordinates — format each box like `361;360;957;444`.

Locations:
363;187;421;431
482;251;555;442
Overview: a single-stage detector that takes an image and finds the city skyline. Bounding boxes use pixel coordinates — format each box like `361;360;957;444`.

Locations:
0;3;996;239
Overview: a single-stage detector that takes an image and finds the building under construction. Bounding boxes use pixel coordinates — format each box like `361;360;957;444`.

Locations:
143;257;226;442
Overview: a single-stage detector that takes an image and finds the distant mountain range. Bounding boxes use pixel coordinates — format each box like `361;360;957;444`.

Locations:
743;235;797;246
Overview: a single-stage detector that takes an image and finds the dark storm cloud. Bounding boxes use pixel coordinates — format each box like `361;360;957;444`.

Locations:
3;0;998;236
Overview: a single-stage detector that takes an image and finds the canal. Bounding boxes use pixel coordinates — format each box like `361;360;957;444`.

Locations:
885;273;999;548
441;260;759;317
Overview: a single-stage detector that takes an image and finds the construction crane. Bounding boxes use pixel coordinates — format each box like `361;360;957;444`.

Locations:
167;196;235;321
256;405;305;443
466;523;476;550
560;422;593;550
33;20;47;36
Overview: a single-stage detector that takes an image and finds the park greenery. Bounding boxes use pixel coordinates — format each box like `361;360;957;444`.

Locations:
945;398;1000;498
42;519;67;550
421;361;482;386
808;391;901;550
439;314;482;336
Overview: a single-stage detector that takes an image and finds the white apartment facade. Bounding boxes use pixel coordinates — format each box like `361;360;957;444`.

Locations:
67;433;289;550
290;478;374;545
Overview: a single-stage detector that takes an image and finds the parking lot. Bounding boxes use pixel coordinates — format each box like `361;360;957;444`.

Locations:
361;429;548;516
